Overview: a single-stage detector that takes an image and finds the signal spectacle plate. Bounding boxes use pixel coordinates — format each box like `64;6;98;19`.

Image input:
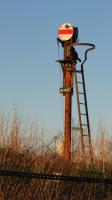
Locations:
58;23;74;41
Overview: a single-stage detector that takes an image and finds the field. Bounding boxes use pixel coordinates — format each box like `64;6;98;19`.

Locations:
0;115;112;200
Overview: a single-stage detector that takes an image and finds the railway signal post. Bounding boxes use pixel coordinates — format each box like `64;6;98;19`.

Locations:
57;22;95;161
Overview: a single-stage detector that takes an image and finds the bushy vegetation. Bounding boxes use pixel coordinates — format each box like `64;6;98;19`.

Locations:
0;115;112;199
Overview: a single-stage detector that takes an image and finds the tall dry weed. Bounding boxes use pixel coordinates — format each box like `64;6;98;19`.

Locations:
0;115;112;199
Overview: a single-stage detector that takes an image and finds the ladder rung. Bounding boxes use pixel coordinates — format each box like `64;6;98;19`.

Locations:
78;82;83;84
80;113;86;116
81;123;88;126
78;92;84;95
76;70;81;73
79;103;85;105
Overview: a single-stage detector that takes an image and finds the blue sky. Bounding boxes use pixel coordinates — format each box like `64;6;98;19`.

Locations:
0;0;112;138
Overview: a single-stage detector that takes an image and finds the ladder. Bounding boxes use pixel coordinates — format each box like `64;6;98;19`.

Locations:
72;42;95;162
74;63;93;161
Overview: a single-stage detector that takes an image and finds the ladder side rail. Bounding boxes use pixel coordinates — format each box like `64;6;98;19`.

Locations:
74;67;86;159
81;64;93;160
81;65;90;135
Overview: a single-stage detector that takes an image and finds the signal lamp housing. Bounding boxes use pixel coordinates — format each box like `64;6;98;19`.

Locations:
58;22;78;43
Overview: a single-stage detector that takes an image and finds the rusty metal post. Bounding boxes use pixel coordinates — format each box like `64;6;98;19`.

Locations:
63;42;73;161
64;65;72;161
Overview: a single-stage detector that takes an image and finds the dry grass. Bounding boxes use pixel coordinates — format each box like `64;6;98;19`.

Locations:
0;115;112;199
